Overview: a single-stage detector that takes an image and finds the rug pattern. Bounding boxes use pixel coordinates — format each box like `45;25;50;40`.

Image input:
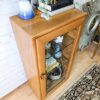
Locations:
58;64;100;100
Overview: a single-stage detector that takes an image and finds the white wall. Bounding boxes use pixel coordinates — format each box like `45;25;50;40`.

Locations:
0;0;27;98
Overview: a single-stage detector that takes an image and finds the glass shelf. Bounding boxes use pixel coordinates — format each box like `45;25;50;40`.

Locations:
46;55;68;92
45;33;74;93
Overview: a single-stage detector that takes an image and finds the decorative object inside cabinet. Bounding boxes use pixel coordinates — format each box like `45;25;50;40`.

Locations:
45;32;75;93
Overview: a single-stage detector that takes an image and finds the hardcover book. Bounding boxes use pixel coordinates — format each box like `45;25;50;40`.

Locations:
46;53;60;73
39;0;73;11
38;4;74;16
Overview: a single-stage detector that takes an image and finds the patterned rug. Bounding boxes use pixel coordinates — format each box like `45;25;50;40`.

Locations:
58;64;100;100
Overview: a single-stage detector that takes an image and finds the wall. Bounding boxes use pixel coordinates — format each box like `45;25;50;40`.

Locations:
0;0;27;98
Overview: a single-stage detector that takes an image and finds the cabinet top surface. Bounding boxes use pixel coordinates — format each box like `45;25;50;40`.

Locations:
10;9;87;38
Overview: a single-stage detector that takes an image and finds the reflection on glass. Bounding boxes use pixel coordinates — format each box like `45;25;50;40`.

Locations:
45;33;74;93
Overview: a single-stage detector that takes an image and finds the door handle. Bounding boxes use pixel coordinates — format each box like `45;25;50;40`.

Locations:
40;73;46;79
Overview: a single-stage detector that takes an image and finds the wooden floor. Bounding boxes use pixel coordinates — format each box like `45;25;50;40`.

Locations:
2;43;100;100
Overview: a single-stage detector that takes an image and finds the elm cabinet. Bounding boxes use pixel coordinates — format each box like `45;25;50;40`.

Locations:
10;9;87;100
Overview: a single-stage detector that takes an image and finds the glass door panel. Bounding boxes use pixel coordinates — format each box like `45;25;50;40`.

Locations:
45;32;75;93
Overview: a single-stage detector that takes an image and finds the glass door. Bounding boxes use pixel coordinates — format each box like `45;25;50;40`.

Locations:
45;33;74;92
36;25;82;100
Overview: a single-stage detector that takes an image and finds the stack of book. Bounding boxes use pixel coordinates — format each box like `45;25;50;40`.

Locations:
38;0;74;16
46;53;60;73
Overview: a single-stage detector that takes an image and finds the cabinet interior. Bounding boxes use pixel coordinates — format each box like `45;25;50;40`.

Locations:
45;29;77;93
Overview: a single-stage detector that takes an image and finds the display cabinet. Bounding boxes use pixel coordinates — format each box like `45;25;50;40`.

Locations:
10;9;87;100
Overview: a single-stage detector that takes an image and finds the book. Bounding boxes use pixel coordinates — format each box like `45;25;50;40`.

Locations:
39;0;73;11
38;5;74;17
46;53;60;73
48;4;74;16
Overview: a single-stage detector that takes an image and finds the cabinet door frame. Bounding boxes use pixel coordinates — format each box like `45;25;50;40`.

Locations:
36;17;85;100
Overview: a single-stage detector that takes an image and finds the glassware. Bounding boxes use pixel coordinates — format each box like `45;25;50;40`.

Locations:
19;0;35;20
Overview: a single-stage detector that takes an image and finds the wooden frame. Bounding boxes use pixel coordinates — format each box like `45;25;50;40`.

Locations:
36;18;85;100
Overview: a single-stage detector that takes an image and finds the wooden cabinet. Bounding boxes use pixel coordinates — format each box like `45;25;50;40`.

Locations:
10;9;87;100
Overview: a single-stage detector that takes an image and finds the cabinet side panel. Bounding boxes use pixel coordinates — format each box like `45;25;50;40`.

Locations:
10;20;41;100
